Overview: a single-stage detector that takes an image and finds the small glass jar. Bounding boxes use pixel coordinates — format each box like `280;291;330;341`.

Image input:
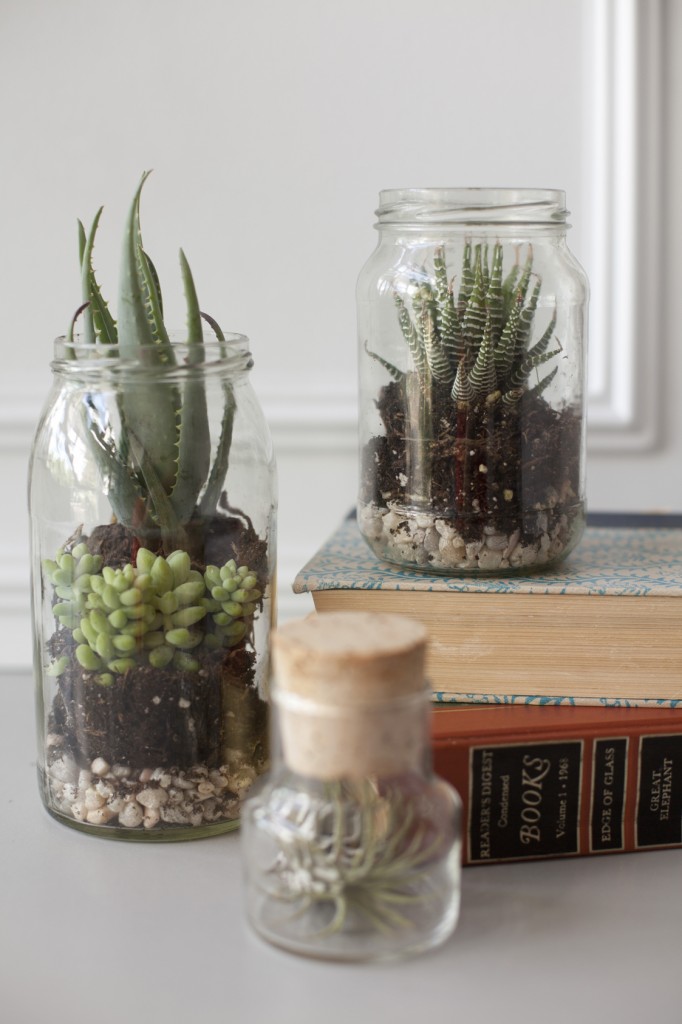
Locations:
242;611;462;961
357;188;588;574
29;332;277;840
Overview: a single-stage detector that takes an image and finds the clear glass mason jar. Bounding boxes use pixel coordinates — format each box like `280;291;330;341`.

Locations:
29;332;277;840
357;188;588;574
242;612;462;961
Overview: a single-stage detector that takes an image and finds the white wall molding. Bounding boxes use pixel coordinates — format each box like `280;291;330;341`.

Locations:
586;0;663;453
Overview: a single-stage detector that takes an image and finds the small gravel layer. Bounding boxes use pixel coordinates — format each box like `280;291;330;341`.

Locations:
45;736;259;830
358;502;578;573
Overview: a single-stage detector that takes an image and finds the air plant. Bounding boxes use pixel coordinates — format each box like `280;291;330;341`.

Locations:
67;171;236;553
258;781;449;937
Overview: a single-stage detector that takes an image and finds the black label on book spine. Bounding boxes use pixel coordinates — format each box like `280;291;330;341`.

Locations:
590;738;627;852
469;741;582;863
636;734;682;848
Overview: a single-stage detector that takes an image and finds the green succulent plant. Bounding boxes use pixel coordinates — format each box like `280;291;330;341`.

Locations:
367;242;560;408
45;542;262;681
67;171;235;552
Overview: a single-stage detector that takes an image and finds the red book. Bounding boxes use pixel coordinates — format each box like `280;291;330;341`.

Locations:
430;704;682;865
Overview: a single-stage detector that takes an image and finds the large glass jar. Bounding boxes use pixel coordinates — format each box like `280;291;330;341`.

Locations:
357;188;588;574
29;332;277;840
242;612;462;961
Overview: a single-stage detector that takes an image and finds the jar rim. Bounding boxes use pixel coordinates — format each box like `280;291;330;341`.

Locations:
52;329;253;374
377;187;568;226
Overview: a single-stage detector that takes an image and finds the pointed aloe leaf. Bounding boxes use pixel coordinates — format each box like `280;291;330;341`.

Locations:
169;249;210;522
78;217;95;346
198;311;238;516
117;170;157;356
82;207;117;346
82;401;147;526
78;220;87;267
138;247;170;353
199;387;235;517
127;426;186;551
142;249;164;318
117;171;180;495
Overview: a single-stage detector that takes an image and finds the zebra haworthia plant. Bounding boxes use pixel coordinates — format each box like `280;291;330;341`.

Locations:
367;242;561;409
68;170;234;553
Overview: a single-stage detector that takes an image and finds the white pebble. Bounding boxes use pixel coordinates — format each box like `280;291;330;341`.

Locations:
503;529;521;559
119;801;143;828
71;800;88;821
138;767;154;783
158;772;172;788
171;775;195;791
49;756;78;785
137;787;169;809
196;781;216;799
178;698;191;709
46;733;63;748
111;764;132;779
86;807;115;826
160;806;189;825
382;511;403;533
84;787;106;811
143;807;161;829
78;769;92;792
485;533;508;552
91;757;110;777
477;547;503;570
95;780;114;800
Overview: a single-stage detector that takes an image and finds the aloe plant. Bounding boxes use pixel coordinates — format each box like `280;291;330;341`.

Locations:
68;171;234;553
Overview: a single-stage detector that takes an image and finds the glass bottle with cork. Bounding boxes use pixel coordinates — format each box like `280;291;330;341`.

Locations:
241;610;462;961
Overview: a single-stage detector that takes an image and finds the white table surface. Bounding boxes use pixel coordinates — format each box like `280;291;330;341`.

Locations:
2;673;681;1024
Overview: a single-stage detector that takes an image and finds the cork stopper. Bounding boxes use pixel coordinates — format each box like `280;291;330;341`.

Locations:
273;611;428;704
272;612;429;779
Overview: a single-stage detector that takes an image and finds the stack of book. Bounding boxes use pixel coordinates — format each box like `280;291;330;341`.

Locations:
294;512;682;864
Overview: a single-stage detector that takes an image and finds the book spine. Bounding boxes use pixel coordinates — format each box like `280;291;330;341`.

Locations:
432;727;682;865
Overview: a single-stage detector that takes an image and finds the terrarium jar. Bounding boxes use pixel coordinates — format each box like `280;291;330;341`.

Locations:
357;188;588;574
29;332;277;840
242;612;462;961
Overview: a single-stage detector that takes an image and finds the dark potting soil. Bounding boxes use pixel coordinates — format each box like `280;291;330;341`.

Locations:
47;507;269;772
360;377;582;543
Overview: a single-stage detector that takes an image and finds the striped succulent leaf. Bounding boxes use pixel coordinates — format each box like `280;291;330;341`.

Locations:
381;241;561;408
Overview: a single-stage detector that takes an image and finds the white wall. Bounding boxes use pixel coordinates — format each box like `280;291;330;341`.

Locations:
0;0;678;669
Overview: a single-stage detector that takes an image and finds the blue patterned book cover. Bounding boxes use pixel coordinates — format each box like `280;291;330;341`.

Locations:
293;513;682;708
